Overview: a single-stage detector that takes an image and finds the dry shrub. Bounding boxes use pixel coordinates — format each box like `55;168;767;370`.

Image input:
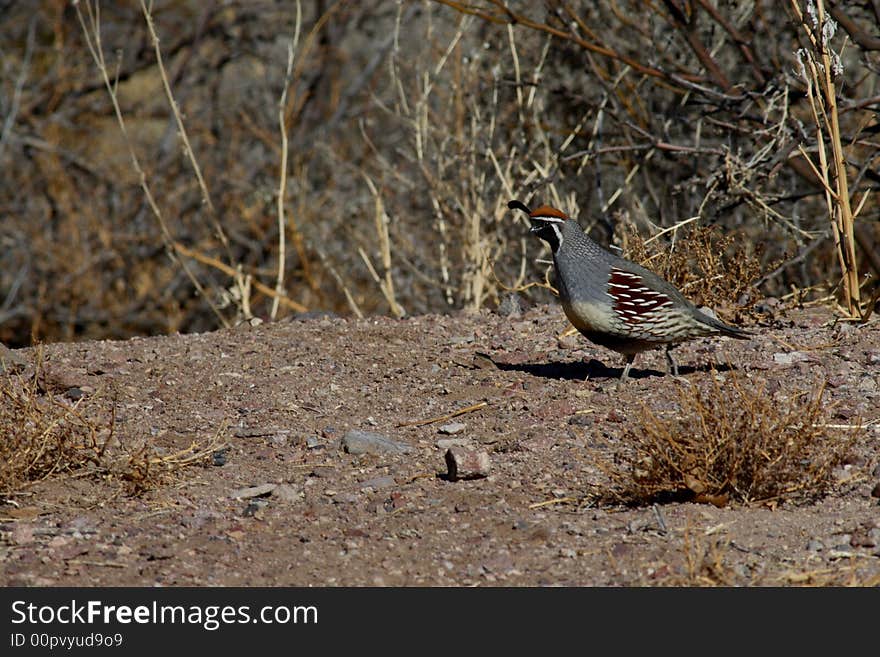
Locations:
0;370;105;495
616;219;766;323
650;525;737;587
606;375;854;507
0;357;222;497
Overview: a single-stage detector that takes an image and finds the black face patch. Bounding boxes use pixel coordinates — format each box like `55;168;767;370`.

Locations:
530;221;563;252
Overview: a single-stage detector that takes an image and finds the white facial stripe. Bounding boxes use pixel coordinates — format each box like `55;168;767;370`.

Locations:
551;225;563;250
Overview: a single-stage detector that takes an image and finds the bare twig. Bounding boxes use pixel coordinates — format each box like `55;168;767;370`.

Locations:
272;4;302;321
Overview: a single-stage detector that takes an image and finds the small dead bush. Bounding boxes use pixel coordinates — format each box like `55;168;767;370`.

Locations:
605;375;853;507
616;219;766;323
650;524;737;587
0;357;222;497
0;371;105;495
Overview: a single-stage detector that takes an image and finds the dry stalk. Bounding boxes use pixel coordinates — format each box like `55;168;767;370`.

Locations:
791;0;862;318
360;174;405;318
73;0;229;327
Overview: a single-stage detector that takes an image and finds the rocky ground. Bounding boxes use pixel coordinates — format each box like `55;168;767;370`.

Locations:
1;303;879;586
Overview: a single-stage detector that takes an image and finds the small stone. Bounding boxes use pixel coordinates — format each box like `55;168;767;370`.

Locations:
444;447;491;481
497;294;523;318
773;351;810;365
872;464;880;478
65;387;85;400
341;430;413;455
557;334;579;350
807;539;824;552
231;483;276;499
271;484;302;503
438;422;466;435
359;475;395;490
241;499;268;517
212;449;229;466
436;437;471;449
306;435;322;449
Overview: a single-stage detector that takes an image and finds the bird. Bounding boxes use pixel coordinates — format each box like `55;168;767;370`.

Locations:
508;199;751;382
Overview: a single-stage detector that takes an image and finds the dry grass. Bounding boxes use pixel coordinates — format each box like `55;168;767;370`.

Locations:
616;218;766;322
0;364;106;496
648;522;880;587
605;374;855;507
0;354;223;497
650;524;737;587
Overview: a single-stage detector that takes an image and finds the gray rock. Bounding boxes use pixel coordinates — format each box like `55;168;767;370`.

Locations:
359;475;395;490
230;483;276;499
773;351;810;365
436;437;471;449
241;499;268;517
271;484;302;503
438;422;466;435
341;430;413;455
497;293;522;317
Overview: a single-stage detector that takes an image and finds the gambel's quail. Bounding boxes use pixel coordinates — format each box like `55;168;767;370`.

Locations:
508;200;751;382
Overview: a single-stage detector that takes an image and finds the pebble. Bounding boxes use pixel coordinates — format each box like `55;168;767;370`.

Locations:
65;387;85;400
341;430;413;455
435;437;471;449
438;422;466;435
806;539;824;552
444;447;491;481
241;499;268;517
557;335;580;350
271;484;302;503
230;483;276;499
773;351;810;365
497;294;522;318
359;475;395;490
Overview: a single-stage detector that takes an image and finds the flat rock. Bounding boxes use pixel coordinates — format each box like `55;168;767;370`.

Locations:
438;422;466;435
341;430;413;455
773;351;811;365
436;437;471;449
359;475;396;490
230;483;277;499
271;484;303;503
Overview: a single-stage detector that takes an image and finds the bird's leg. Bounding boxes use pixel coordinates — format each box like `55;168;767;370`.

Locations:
665;344;679;377
620;353;636;384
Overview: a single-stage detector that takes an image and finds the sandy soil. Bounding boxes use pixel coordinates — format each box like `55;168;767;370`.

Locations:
1;303;878;586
